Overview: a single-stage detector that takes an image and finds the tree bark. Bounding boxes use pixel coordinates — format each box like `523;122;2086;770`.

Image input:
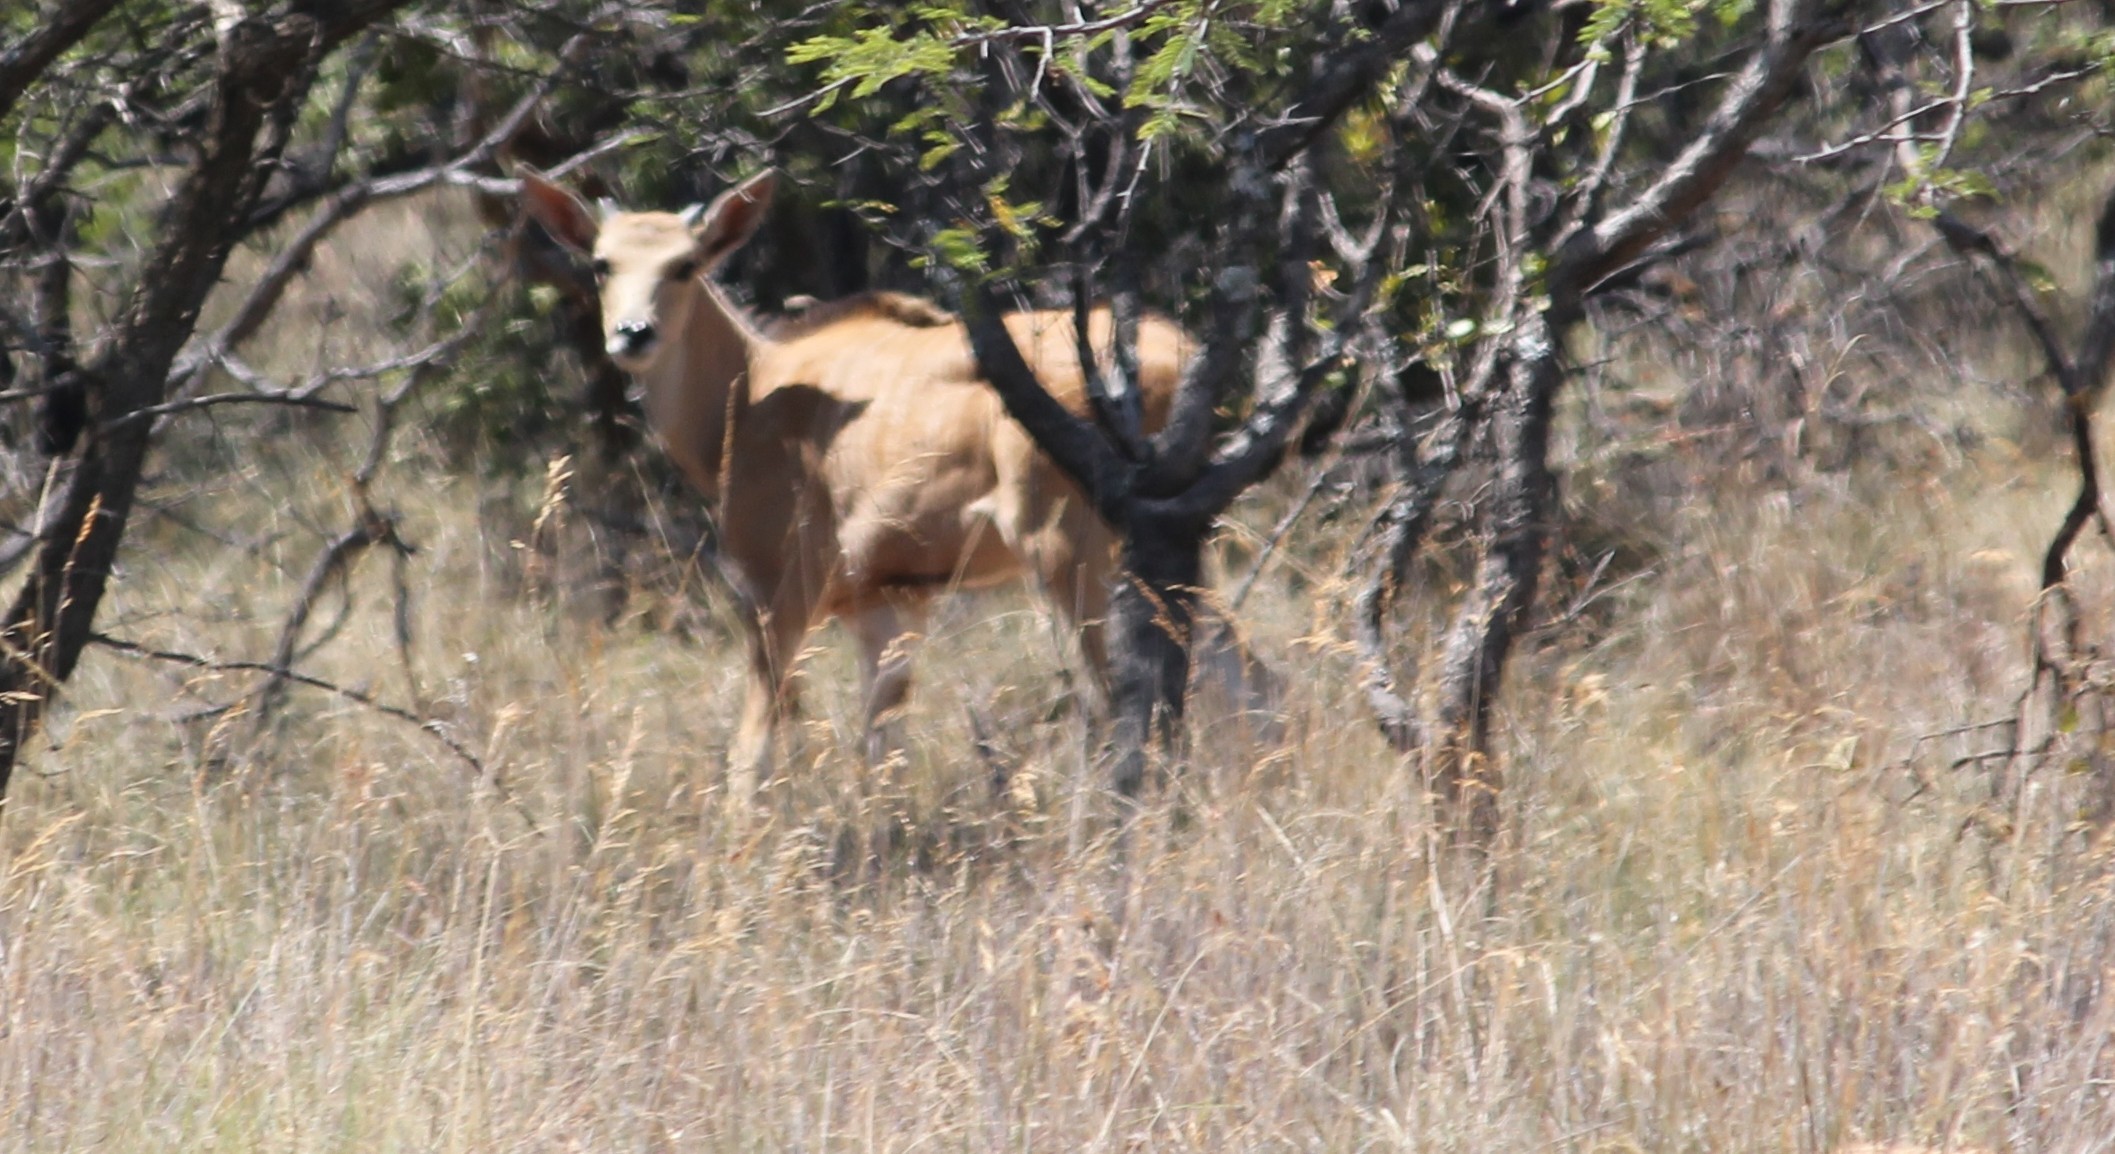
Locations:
1355;0;1852;837
1425;318;1561;841
1106;503;1208;796
1355;373;1472;754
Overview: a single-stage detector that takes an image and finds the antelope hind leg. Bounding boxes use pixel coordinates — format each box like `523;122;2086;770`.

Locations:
849;594;928;767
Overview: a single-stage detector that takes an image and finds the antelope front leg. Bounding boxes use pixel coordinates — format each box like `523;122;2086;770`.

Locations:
729;602;811;805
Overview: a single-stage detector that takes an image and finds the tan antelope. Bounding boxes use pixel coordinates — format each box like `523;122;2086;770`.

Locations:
519;168;1196;792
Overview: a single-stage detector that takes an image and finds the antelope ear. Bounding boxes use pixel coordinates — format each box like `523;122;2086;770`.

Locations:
518;167;599;255
692;169;778;267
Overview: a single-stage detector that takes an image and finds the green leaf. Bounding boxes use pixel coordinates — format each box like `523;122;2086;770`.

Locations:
927;227;989;274
787;26;958;99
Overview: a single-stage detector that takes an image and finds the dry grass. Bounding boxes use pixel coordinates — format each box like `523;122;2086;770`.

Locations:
5;194;2115;1152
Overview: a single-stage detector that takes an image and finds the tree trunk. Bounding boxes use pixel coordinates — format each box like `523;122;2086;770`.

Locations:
0;422;154;794
0;15;330;799
1355;381;1473;755
1107;503;1207;797
1425;317;1561;841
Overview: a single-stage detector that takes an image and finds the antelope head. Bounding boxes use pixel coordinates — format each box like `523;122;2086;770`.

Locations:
519;168;777;373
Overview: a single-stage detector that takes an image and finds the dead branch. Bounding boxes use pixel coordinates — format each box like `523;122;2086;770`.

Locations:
99;390;358;432
254;510;412;724
1927;184;2115;825
250;273;494;731
1072;264;1150;462
1555;0;1854;305
87;632;525;819
1352;377;1476;756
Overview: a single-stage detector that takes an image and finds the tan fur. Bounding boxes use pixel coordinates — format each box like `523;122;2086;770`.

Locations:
767;291;956;336
521;170;1186;792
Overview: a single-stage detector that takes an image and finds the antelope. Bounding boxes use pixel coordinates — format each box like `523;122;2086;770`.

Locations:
519;168;1198;793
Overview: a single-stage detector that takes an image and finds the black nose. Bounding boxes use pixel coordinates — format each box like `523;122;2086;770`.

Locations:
612;321;657;355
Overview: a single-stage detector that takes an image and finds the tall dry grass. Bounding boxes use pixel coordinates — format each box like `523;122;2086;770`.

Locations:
4;190;2114;1153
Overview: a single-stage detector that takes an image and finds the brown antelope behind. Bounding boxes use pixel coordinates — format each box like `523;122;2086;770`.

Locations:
519;167;1220;794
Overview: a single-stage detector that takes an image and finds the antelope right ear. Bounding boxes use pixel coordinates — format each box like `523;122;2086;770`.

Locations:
692;169;778;268
518;167;600;255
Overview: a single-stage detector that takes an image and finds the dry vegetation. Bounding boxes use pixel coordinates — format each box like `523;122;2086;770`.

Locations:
5;180;2115;1152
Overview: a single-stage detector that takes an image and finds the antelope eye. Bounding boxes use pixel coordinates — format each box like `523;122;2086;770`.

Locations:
590;257;610;280
669;258;699;282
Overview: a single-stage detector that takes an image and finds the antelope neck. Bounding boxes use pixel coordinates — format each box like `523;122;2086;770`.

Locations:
633;278;766;499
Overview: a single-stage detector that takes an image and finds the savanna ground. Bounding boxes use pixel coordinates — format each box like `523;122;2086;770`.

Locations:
5;179;2115;1152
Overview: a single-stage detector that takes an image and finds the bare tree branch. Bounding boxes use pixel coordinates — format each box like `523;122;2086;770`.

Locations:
0;7;420;798
1931;211;2087;395
0;0;125;122
1553;0;1853;307
1139;154;1277;494
254;512;412;723
87;632;514;811
1072;264;1149;460
101;390;358;431
195;36;584;363
961;283;1138;529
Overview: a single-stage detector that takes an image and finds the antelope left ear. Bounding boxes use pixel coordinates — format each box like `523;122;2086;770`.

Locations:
691;169;778;267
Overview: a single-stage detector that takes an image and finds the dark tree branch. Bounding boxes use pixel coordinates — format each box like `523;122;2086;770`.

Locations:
1425;321;1561;841
5;98;118;248
1352;381;1471;754
1341;0;1862;840
961;282;1138;529
1182;174;1391;520
1073;263;1149;461
0;0;125;122
255;513;411;723
202;37;581;361
1920;185;2115;824
947;0;1458;791
2078;192;2115;394
102;390;359;430
1934;186;2115;594
1930;203;2115;399
1139;153;1277;494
